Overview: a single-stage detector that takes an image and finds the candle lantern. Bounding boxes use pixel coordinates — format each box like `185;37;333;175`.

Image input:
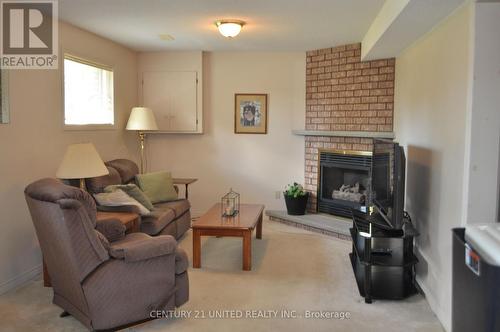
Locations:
221;188;240;217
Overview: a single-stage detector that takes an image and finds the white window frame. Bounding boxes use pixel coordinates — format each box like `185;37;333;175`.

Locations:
62;53;116;130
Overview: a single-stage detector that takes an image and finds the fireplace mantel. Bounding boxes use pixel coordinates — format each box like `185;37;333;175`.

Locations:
292;130;394;139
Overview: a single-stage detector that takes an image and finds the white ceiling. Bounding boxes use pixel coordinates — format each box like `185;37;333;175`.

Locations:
362;0;466;60
58;0;386;52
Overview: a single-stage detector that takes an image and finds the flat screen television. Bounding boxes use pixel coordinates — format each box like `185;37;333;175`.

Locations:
371;139;406;230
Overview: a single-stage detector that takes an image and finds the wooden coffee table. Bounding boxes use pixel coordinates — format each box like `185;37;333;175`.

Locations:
192;203;264;271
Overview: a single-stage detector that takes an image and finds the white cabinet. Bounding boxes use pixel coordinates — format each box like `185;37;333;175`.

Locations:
142;70;200;133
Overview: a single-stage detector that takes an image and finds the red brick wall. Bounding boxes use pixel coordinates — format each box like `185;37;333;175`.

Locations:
306;43;395;132
304;43;395;213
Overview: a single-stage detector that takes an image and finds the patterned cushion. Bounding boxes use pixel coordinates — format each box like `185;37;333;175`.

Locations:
154;199;190;217
94;189;150;216
104;184;154;210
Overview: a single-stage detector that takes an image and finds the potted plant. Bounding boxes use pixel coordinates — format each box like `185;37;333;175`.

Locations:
284;182;309;215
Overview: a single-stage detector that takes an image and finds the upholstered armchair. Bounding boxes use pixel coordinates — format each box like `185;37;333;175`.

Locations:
24;178;189;331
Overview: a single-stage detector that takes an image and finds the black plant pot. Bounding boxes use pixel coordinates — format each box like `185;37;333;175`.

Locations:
284;192;309;215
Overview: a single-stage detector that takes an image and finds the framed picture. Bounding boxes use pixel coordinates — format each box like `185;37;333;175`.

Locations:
234;93;268;134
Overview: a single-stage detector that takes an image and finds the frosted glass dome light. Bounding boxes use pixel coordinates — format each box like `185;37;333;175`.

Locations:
215;20;245;38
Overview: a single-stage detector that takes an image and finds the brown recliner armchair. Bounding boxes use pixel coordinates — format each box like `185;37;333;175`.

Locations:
24;178;189;331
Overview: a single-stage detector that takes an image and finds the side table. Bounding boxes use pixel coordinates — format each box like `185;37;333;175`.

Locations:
172;178;198;199
96;211;141;233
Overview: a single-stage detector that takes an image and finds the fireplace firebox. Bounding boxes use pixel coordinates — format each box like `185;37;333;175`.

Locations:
318;150;372;218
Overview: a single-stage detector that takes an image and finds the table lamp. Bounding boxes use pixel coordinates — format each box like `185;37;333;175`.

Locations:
126;107;158;173
56;143;109;189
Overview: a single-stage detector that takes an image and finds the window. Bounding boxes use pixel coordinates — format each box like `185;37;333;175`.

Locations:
64;55;114;126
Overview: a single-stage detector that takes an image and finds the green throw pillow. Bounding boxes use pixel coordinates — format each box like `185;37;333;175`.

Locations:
104;184;154;211
135;171;178;204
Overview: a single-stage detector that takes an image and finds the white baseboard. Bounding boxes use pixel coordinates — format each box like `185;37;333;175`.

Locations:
416;276;450;332
0;264;42;296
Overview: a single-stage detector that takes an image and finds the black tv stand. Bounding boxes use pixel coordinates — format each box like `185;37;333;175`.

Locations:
350;212;418;303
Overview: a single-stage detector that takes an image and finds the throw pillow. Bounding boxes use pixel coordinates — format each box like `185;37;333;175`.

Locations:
104;184;154;211
135;171;178;204
94;189;150;216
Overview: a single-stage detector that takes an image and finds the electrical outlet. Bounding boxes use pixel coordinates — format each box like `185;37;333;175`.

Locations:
275;191;281;199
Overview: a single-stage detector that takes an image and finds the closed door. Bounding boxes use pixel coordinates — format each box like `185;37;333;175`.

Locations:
142;71;198;132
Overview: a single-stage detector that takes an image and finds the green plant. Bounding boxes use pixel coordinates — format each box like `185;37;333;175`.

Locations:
284;182;307;198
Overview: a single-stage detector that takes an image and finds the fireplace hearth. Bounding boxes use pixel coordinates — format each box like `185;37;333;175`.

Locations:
318;150;372;218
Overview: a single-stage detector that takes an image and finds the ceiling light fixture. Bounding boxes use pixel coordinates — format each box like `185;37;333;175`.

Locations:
215;19;245;38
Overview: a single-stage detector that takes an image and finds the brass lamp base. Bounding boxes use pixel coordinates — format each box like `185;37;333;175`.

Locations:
139;132;146;174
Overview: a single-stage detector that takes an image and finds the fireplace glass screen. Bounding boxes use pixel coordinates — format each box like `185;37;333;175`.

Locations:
318;150;372;217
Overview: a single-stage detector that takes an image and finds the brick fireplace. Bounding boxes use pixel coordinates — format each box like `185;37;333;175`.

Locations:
317;149;372;217
303;43;395;213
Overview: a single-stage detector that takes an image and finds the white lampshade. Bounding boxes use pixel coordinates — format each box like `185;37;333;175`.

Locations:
56;143;109;179
126;107;158;131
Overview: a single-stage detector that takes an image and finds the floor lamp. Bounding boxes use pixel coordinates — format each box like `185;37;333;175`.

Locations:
126;107;159;173
56;143;109;190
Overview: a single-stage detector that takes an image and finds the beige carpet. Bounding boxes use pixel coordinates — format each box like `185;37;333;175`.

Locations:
0;219;443;332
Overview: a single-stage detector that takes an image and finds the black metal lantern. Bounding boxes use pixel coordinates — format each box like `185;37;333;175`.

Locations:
221;188;240;217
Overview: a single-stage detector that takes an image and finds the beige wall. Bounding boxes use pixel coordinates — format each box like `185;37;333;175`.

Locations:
464;2;500;224
394;3;473;331
0;22;138;293
146;52;305;217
